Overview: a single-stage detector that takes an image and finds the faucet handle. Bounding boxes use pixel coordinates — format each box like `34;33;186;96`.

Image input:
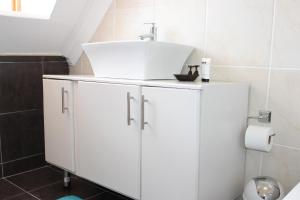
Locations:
144;22;156;26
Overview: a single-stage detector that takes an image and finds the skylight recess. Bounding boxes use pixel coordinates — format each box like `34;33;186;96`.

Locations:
0;0;57;19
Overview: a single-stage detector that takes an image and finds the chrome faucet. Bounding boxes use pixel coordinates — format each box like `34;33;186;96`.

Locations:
139;23;157;41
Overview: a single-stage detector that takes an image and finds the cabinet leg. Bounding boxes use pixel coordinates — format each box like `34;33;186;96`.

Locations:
63;170;71;188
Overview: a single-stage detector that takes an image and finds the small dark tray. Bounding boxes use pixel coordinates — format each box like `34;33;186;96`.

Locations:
174;74;199;81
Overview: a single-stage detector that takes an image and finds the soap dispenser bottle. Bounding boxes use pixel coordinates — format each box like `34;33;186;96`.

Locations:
201;58;211;82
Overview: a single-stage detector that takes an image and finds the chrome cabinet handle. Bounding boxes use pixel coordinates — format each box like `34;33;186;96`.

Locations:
127;92;134;126
61;87;68;113
141;95;148;130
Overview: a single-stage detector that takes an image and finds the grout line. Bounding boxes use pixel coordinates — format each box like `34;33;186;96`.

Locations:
213;65;300;70
273;143;300;151
0;129;2;163
153;0;156;23
5;178;41;200
42;61;67;63
0;125;3;179
202;0;209;58
0;61;66;64
0;61;43;64
0;109;40;116
265;0;278;110
84;191;108;200
41;59;45;74
257;0;278;175
112;0;117;41
270;66;300;70
47;165;64;174
213;65;269;69
28;180;62;193
108;191;134;200
4;165;48;179
4;193;31;200
1;165;3;180
258;152;264;176
2;153;44;164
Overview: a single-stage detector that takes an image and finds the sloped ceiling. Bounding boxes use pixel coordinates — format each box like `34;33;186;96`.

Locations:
0;0;112;64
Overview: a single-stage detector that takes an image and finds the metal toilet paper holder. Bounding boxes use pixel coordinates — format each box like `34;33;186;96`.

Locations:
248;110;272;123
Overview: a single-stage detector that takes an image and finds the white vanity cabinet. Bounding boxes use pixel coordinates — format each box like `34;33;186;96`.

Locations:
43;75;249;200
76;82;140;199
141;87;199;200
43;79;75;172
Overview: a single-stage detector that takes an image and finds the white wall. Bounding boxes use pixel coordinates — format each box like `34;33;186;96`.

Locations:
72;0;300;193
0;0;112;65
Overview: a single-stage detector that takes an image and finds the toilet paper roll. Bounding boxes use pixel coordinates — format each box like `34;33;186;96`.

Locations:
245;125;274;152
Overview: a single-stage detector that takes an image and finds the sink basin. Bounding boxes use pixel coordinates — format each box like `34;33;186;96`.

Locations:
82;41;194;80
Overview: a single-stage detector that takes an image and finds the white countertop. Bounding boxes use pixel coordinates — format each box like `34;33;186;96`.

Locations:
284;183;300;200
43;75;246;90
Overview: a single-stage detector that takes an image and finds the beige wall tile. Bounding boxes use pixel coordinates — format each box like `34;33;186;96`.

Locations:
211;67;269;115
69;53;93;75
115;7;155;40
205;0;274;66
80;53;94;75
244;150;264;184
262;145;300;193
69;59;82;75
91;11;115;42
272;0;300;68
154;0;206;64
268;70;300;148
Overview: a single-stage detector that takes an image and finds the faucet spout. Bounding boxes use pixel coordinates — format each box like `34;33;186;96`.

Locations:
139;33;155;41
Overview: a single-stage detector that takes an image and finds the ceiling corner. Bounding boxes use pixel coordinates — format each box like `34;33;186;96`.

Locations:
62;0;112;65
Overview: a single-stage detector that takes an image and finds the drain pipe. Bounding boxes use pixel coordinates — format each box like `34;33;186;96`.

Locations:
64;170;71;188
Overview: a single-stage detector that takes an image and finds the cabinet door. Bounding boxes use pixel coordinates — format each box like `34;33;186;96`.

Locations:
141;87;199;200
43;79;75;172
76;82;140;199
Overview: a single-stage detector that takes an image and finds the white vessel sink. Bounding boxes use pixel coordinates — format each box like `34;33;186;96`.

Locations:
82;41;194;80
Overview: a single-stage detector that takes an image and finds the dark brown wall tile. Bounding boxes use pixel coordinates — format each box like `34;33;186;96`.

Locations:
0;164;2;178
0;56;67;63
43;61;69;75
0;56;43;63
43;56;67;62
0;62;43;113
0;55;69;177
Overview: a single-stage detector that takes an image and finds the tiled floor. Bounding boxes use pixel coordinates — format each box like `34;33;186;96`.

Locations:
0;166;132;200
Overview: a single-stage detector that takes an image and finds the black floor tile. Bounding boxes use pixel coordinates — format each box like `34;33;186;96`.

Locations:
0;179;25;200
86;192;132;200
7;193;37;200
30;178;105;200
7;166;61;191
3;154;46;177
47;165;64;173
0;110;44;162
